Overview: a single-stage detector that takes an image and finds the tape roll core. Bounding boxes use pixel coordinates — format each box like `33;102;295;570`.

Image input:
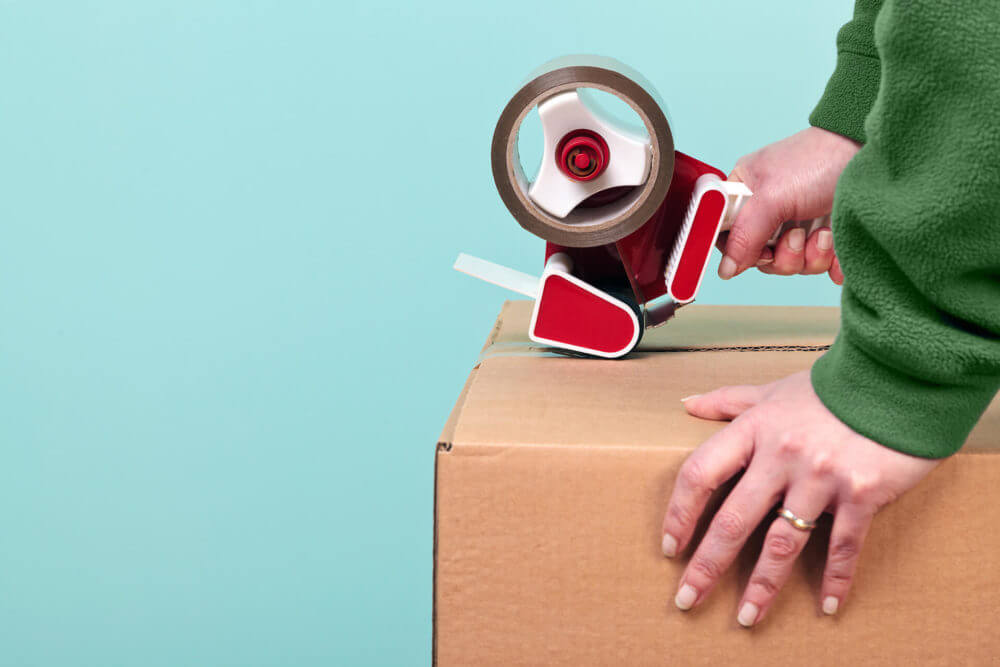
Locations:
491;57;675;248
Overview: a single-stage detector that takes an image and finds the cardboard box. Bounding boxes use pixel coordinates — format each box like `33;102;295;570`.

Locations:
435;301;1000;666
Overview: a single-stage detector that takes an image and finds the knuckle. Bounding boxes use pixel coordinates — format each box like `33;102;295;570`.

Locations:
782;253;806;273
726;225;754;259
667;502;697;530
732;156;759;182
733;408;761;433
765;531;800;561
748;574;781;598
758;183;791;218
770;262;796;276
845;471;882;505
713;509;748;543
747;401;775;423
689;555;724;581
828;536;860;564
680;458;709;493
807;256;834;274
775;432;803;459
824;569;852;587
807;451;835;479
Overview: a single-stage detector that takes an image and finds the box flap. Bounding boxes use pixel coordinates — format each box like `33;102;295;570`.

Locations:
443;301;998;453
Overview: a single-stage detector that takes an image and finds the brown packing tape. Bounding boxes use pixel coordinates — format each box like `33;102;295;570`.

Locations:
477;300;838;362
491;55;675;248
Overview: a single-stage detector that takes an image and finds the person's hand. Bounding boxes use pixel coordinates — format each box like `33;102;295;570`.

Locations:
660;371;940;627
719;127;862;284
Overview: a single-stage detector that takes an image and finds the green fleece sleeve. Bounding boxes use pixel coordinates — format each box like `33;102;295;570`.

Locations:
811;0;1000;458
809;0;884;143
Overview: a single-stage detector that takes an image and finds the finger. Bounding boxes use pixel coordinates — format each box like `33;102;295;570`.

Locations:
715;230;729;254
719;195;785;280
751;248;776;274
675;463;784;612
728;163;749;183
718;236;776;268
737;484;832;628
661;416;755;559
802;228;835;275
829;255;844;285
769;227;807;275
682;384;766;421
756;246;774;267
820;503;873;616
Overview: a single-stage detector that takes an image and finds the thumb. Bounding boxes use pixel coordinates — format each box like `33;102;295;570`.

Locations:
719;193;785;280
681;384;765;421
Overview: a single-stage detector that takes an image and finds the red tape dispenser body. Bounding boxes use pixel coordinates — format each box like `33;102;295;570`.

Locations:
455;55;794;358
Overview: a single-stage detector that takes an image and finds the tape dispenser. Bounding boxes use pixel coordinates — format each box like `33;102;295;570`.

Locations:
456;55;824;358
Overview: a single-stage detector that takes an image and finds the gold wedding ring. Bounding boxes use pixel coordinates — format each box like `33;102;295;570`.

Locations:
776;507;817;531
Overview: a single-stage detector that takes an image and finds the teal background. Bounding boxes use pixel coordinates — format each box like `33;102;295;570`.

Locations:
1;2;849;665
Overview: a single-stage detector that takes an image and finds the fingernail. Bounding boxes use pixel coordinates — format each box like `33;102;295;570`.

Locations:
661;533;678;558
718;256;738;280
789;228;805;252
675;584;698;611
756;257;773;266
680;394;700;403
817;229;833;251
822;596;839;615
737;601;759;628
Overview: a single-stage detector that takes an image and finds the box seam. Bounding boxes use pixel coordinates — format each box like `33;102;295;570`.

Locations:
442;440;997;456
432;447;440;665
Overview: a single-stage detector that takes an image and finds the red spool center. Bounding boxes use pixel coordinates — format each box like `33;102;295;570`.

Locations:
557;130;609;182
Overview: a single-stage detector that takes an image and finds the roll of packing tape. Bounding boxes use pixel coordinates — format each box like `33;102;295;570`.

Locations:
491;55;675;248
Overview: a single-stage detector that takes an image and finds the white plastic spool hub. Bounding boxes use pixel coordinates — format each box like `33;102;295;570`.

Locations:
527;90;652;219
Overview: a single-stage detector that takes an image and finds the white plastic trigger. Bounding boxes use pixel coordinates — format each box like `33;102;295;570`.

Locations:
717;180;753;231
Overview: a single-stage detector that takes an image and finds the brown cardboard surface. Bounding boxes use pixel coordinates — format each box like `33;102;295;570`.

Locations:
435;301;1000;666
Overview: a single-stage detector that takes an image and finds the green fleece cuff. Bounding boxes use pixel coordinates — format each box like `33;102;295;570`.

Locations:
811;334;997;459
809;51;881;144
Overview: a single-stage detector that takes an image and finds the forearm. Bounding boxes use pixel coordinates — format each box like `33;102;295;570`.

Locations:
812;0;1000;458
809;0;884;143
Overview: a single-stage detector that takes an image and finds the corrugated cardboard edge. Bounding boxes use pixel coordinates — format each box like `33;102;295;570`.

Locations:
434;302;515;663
434;360;474;665
438;302;514;450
